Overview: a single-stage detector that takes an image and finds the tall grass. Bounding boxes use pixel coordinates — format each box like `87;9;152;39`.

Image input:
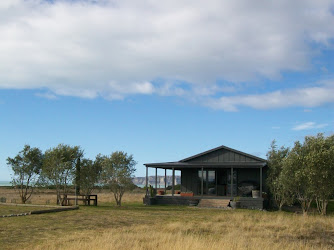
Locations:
1;188;334;250
32;211;334;250
0;187;144;205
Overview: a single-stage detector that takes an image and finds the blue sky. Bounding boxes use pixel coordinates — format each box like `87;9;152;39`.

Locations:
1;0;334;180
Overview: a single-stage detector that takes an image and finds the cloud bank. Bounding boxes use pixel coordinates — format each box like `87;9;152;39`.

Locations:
206;81;334;111
0;0;334;109
292;122;329;131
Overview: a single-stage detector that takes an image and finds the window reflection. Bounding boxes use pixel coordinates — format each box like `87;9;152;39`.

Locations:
207;171;216;195
198;170;216;195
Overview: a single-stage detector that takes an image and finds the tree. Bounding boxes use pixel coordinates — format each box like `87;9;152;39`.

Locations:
303;134;334;215
75;156;81;195
101;151;136;206
42;144;83;205
269;134;334;216
79;155;103;195
281;141;315;216
7;145;43;204
266;140;292;210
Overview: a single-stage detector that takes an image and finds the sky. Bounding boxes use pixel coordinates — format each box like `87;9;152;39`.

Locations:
1;0;334;181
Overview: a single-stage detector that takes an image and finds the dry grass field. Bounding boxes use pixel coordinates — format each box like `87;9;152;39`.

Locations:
0;187;144;205
1;187;334;250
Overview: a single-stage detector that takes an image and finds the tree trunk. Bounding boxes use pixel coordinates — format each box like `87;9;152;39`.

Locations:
114;192;120;206
279;203;283;211
21;196;26;204
56;191;62;205
322;200;328;216
301;199;312;216
76;158;81;195
316;198;328;216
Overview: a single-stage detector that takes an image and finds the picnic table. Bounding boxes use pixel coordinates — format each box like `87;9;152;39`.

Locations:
61;194;97;206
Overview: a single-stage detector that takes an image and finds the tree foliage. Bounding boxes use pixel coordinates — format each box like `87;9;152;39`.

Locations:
266;140;292;210
281;141;315;215
101;151;136;206
79;155;103;195
41;144;83;205
7;144;137;207
268;133;334;215
303;134;334;215
7;145;43;204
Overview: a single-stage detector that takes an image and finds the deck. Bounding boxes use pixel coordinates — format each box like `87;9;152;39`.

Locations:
143;195;263;209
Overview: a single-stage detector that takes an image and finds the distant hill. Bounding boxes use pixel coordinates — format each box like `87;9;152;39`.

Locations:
132;176;181;187
0;181;11;187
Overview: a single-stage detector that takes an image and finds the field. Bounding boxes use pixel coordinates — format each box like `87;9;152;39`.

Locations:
1;187;334;250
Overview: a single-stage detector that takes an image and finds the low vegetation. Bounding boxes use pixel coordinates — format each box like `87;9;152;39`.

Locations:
1;188;334;250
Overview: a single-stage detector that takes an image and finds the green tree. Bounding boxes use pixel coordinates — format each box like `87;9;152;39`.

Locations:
7;145;43;204
266;140;292;210
75;156;81;195
79;155;103;195
42;144;83;205
303;134;334;215
101;151;136;206
282;141;315;216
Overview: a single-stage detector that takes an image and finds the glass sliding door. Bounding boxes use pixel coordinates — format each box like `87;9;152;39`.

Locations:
198;170;216;195
217;169;227;196
207;171;216;195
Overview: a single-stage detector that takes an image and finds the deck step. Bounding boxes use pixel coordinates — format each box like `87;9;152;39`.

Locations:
198;199;230;208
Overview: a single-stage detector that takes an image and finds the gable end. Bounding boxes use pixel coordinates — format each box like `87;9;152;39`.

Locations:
180;145;265;163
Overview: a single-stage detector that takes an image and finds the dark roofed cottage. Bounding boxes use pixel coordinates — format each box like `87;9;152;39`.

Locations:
144;145;267;209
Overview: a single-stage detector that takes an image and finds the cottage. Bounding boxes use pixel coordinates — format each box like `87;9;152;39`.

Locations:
143;145;267;209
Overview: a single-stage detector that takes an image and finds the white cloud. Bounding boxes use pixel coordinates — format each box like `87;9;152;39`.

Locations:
205;83;334;111
292;122;328;131
304;109;312;112
105;81;155;100
0;0;334;101
35;92;58;100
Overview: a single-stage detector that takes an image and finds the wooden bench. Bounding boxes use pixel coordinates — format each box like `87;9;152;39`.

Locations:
61;195;97;206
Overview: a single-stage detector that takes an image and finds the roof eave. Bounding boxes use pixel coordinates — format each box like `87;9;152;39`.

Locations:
144;161;267;169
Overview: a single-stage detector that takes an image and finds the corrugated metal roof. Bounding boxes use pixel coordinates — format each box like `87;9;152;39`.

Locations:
145;145;267;169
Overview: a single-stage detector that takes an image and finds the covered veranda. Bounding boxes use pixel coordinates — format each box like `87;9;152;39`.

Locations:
143;145;267;209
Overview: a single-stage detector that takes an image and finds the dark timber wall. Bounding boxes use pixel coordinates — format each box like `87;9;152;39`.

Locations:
154;196;200;206
181;169;198;194
185;148;261;163
238;169;259;184
144;196;263;209
239;197;263;209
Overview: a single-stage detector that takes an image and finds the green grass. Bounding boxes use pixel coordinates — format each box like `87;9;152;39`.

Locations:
0;205;57;216
0;202;195;249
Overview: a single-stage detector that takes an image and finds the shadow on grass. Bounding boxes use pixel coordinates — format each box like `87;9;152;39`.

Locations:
41;200;334;219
